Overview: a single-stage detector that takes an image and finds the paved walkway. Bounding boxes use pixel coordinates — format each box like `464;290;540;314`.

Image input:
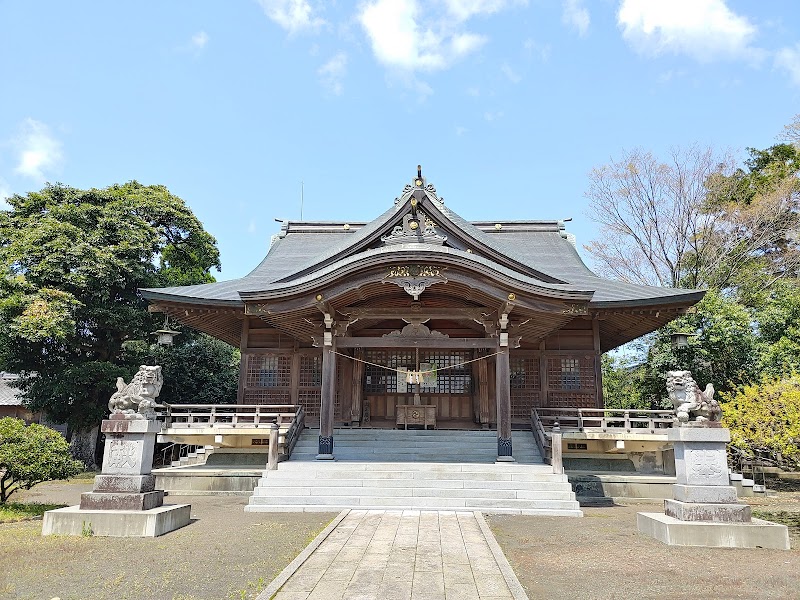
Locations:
263;509;527;600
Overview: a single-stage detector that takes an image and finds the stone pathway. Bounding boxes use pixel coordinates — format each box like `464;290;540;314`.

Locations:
262;509;527;600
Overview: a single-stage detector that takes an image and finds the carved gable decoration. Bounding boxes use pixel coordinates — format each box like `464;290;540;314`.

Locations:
383;322;450;339
381;211;447;246
382;265;448;300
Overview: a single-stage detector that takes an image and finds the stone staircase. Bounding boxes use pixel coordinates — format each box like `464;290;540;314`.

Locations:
245;429;582;516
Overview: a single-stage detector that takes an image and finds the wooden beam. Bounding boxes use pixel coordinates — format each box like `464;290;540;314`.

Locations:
342;306;493;320
334;337;497;349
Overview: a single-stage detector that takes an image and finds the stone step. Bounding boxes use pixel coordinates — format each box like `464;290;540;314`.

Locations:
256;477;570;490
247;494;579;510
244;504;583;517
246;428;575;514
250;485;576;500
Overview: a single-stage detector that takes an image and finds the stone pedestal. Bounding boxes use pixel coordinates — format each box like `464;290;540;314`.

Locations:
43;417;191;538
638;424;789;549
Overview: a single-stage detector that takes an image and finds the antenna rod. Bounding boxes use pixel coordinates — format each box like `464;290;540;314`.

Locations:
300;180;304;221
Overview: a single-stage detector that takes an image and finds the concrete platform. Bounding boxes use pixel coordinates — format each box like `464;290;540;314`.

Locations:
636;512;790;549
42;503;191;537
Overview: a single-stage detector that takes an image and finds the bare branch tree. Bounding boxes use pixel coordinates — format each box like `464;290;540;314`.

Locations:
584;146;730;288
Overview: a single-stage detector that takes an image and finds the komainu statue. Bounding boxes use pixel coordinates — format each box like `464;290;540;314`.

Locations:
108;365;163;420
666;370;721;424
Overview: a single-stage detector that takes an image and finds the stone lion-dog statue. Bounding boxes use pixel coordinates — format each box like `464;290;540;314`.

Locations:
666;370;721;424
108;365;163;420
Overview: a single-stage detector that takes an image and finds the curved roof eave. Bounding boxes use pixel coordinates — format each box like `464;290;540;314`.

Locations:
237;244;595;301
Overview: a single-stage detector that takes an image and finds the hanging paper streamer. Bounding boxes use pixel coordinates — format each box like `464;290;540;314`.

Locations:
420;363;437;388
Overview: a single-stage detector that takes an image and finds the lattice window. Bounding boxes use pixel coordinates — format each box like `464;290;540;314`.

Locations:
511;391;542;419
298;390;320;417
246;354;291;388
547;356;595;390
549;392;594;408
510;356;540;390
420;351;472;394
243;389;291;404
364;350;414;393
299;355;322;387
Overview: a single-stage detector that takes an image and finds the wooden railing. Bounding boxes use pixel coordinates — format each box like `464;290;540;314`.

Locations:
158;404;306;460
159;404;299;428
531;407;676;472
533;407;675;434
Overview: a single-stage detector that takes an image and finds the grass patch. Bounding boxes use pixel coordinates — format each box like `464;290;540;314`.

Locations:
0;502;66;523
752;510;800;529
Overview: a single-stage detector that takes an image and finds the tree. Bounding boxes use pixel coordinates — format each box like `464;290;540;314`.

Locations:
123;334;239;405
0;182;221;465
639;291;759;403
721;377;800;469
0;417;83;502
584;145;731;289
702;144;800;300
601;354;653;410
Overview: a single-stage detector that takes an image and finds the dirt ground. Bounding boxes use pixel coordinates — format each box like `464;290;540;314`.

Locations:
489;495;800;600
5;480;800;600
1;480;335;600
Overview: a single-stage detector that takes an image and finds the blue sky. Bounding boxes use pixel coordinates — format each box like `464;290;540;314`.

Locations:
1;0;799;280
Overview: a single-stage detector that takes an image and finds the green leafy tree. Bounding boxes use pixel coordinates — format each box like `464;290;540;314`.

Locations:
0;417;83;502
721;377;800;469
0;182;221;465
601;354;654;410
123;334;239;405
640;291;759;403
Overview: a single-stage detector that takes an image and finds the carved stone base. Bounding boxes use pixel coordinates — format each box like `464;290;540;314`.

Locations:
673;484;738;504
93;474;155;494
664;499;751;522
80;490;164;511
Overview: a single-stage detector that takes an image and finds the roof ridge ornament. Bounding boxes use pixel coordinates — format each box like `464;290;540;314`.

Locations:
394;165;444;205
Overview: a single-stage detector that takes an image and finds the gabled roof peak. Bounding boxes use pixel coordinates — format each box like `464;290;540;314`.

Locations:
394;165;445;207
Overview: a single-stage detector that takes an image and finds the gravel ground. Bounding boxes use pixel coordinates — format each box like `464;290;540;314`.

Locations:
488;497;800;600
1;480;335;600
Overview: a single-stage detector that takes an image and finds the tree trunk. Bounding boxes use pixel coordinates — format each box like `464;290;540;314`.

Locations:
69;425;100;469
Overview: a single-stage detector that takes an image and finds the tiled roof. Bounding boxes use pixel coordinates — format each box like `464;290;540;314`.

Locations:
140;178;703;308
0;373;23;406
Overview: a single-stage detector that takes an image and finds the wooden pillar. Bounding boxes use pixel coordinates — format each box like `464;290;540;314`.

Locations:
592;318;604;408
539;341;548;408
318;314;336;459
340;351;353;424
478;354;490;427
496;340;513;461
351;348;364;423
237;318;250;404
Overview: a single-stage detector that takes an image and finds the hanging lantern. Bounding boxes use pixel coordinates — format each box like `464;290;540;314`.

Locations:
670;332;696;349
152;315;180;346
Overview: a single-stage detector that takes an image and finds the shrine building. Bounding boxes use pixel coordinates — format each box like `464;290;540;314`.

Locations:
141;168;704;461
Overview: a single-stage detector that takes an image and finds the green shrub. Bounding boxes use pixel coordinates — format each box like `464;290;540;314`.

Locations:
721;376;800;469
0;417;84;502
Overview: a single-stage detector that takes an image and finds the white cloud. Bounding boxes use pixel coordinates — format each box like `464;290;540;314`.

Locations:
13;118;63;181
443;0;524;22
776;44;800;86
562;0;589;37
500;62;521;83
484;110;504;122
523;38;551;62
191;31;209;50
357;0;488;72
257;0;325;34
617;0;759;62
455;125;468;136
318;52;348;95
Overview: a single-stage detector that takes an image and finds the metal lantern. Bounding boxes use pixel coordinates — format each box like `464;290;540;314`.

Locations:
152;315;180;346
670;332;696;349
